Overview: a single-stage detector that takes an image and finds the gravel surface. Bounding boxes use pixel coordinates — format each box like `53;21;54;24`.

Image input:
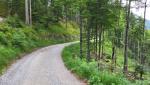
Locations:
0;43;86;85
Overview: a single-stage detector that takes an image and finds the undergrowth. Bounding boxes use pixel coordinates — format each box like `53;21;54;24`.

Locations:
0;16;79;74
62;43;150;85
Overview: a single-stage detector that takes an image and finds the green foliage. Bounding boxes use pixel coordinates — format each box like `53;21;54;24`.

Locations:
48;22;79;35
0;46;19;72
5;15;25;28
62;43;150;85
0;17;79;74
0;0;8;17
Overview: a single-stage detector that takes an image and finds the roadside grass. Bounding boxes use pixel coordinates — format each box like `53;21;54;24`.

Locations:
62;43;150;85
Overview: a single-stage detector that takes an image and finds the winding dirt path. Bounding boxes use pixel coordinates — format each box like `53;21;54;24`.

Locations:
0;43;86;85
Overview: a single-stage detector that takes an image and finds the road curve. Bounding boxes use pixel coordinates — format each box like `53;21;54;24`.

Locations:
0;43;86;85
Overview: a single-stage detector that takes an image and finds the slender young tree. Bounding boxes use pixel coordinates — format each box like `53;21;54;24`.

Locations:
79;8;83;59
141;0;147;65
25;0;32;25
111;0;122;72
123;0;131;74
25;0;29;24
139;0;148;79
29;0;32;25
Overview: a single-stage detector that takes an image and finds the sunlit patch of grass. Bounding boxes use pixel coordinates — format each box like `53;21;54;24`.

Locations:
48;21;79;35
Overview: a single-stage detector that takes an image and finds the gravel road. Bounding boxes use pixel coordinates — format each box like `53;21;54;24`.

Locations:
0;43;86;85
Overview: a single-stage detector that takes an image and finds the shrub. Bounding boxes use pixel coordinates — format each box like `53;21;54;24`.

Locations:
0;46;19;73
62;43;150;85
5;15;24;28
0;19;79;74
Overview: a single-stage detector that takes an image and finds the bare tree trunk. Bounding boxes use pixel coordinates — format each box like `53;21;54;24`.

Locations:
138;41;140;61
98;25;102;60
29;0;32;25
101;29;104;59
25;0;29;24
138;1;148;79
111;45;116;72
123;0;131;74
141;0;147;65
95;25;98;58
86;24;91;62
79;9;83;59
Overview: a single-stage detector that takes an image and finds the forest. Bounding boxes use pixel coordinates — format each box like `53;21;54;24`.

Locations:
0;0;150;85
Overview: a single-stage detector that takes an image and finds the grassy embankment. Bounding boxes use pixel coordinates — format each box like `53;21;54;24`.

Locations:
0;17;79;74
62;43;150;85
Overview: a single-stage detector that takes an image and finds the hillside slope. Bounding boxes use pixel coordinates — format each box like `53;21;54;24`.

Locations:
0;17;79;74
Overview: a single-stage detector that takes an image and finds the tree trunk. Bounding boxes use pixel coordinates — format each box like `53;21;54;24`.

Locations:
98;25;102;60
101;28;104;59
111;46;116;72
95;25;98;58
141;0;147;65
86;15;92;62
29;0;32;25
86;23;91;62
80;9;83;59
25;0;29;24
123;0;131;74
